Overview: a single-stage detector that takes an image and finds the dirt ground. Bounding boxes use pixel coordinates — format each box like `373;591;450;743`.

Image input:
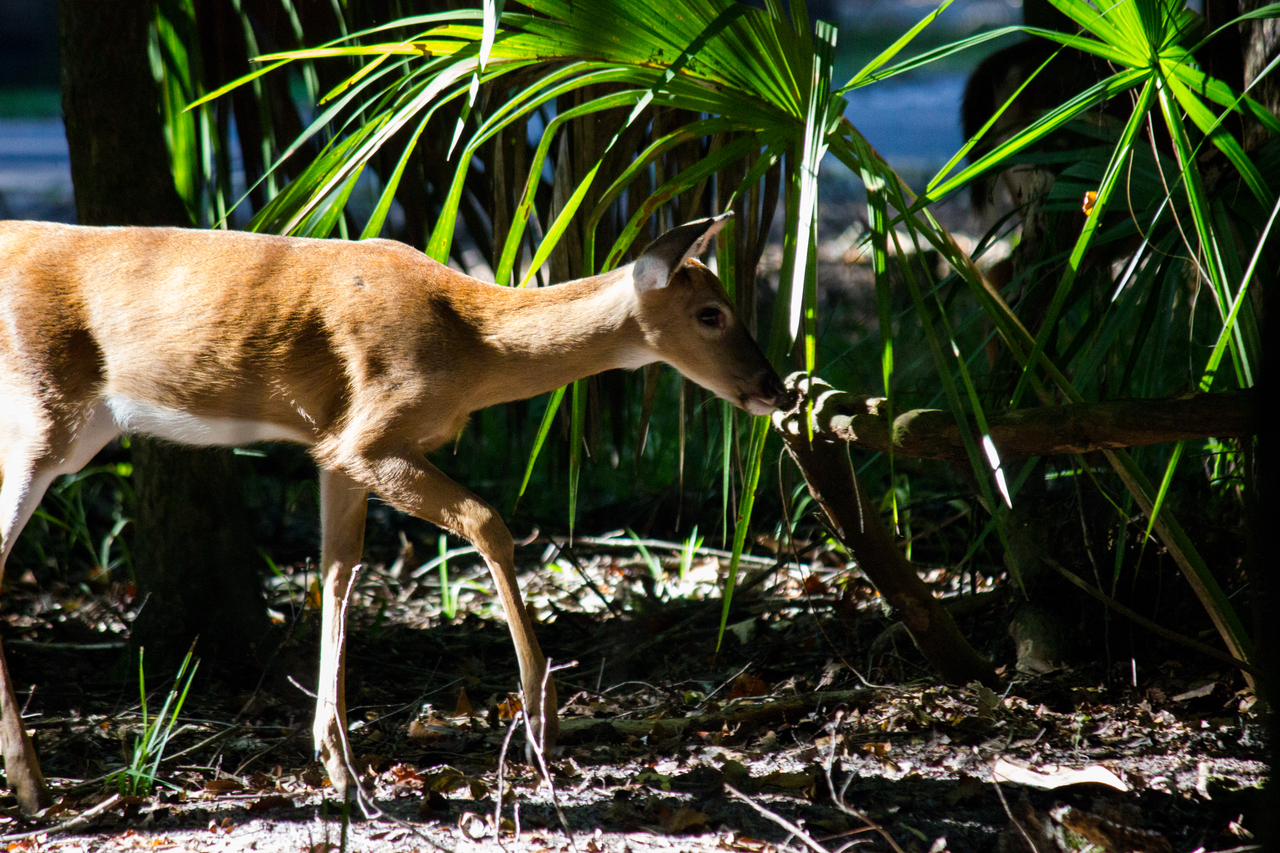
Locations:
0;531;1271;853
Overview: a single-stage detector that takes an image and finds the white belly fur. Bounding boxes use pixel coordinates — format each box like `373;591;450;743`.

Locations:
106;396;314;447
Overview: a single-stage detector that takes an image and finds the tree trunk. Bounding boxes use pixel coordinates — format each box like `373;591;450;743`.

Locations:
1236;8;1278;849
1241;0;1280;151
58;0;270;671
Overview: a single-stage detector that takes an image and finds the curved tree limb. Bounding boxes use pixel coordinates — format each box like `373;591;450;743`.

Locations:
772;379;1000;688
800;383;1256;461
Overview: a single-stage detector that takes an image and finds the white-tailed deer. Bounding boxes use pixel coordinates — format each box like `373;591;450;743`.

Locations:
0;214;787;813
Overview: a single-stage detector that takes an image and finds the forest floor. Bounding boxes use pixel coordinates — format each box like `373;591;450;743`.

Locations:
0;531;1271;853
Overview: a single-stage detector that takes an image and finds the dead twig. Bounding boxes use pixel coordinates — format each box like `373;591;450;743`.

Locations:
819;712;908;853
724;784;829;853
493;700;521;850
556;687;876;744
334;564;380;821
0;793;122;843
991;778;1041;853
525;659;576;853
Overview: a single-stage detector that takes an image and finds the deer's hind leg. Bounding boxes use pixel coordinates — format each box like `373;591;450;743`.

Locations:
321;445;558;758
312;467;370;806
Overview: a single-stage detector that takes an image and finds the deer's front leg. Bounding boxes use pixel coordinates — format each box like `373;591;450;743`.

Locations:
1;463;54;814
0;642;51;814
2;408;119;813
334;449;558;757
314;468;370;799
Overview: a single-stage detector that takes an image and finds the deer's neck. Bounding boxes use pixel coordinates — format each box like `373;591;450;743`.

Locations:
470;269;650;407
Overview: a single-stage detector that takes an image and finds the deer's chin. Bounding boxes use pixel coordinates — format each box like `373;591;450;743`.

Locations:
741;395;779;417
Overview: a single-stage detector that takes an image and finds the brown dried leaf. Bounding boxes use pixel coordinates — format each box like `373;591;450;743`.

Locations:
498;694;523;720
203;778;244;794
385;762;424;789
246;795;292;812
421;766;470;794
407;718;460;745
719;833;773;852
658;804;711;834
727;674;768;700
306;578;322;609
454;687;475;717
757;770;815;797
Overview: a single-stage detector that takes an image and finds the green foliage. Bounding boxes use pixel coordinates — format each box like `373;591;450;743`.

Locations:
194;0;972;622
151;0;339;229
111;645;200;798
626;529;663;580
17;463;134;584
678;525;703;583
414;536;487;619
920;0;1276;669
436;534;457;619
178;0;1272;675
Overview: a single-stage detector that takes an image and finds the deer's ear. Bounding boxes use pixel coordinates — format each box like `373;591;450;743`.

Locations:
632;212;733;293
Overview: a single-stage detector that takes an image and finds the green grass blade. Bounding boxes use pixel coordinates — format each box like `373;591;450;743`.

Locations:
1155;83;1250;386
721;400;733;545
1102;447;1254;665
1046;0;1134;54
1164;69;1273;208
1009;76;1157;407
1200;192;1280;392
145;647;199;783
517;385;568;501
717;414;769;651
496;87;645;285
426;62;621;261
929;40;1077;196
927;66;1147;203
186;57;293;110
837;0;959;92
480;0;505;71
602;134;769;271
845;26;1028;94
1166;50;1280;137
786;20;836;362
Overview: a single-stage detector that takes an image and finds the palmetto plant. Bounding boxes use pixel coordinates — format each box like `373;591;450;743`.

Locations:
193;0;1010;609
922;0;1278;680
187;0;1275;679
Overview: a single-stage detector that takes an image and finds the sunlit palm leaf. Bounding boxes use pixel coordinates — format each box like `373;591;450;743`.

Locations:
198;0;1272;675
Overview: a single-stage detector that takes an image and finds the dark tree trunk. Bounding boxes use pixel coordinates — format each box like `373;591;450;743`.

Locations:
1235;7;1279;849
58;0;188;228
1241;0;1280;151
58;0;271;671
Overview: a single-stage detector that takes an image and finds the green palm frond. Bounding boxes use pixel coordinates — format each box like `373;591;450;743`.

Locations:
192;0;1275;677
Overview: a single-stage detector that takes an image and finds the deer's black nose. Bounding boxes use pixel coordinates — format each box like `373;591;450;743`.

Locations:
758;369;791;408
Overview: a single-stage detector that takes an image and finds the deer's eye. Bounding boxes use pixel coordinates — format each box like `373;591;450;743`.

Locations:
698;307;726;329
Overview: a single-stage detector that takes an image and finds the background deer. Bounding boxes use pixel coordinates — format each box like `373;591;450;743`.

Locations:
0;213;787;813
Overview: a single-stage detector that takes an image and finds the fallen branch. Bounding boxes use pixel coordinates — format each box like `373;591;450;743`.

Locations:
555;687;876;742
0;794;121;843
724;784;832;853
773;379;1000;688
797;381;1255;461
